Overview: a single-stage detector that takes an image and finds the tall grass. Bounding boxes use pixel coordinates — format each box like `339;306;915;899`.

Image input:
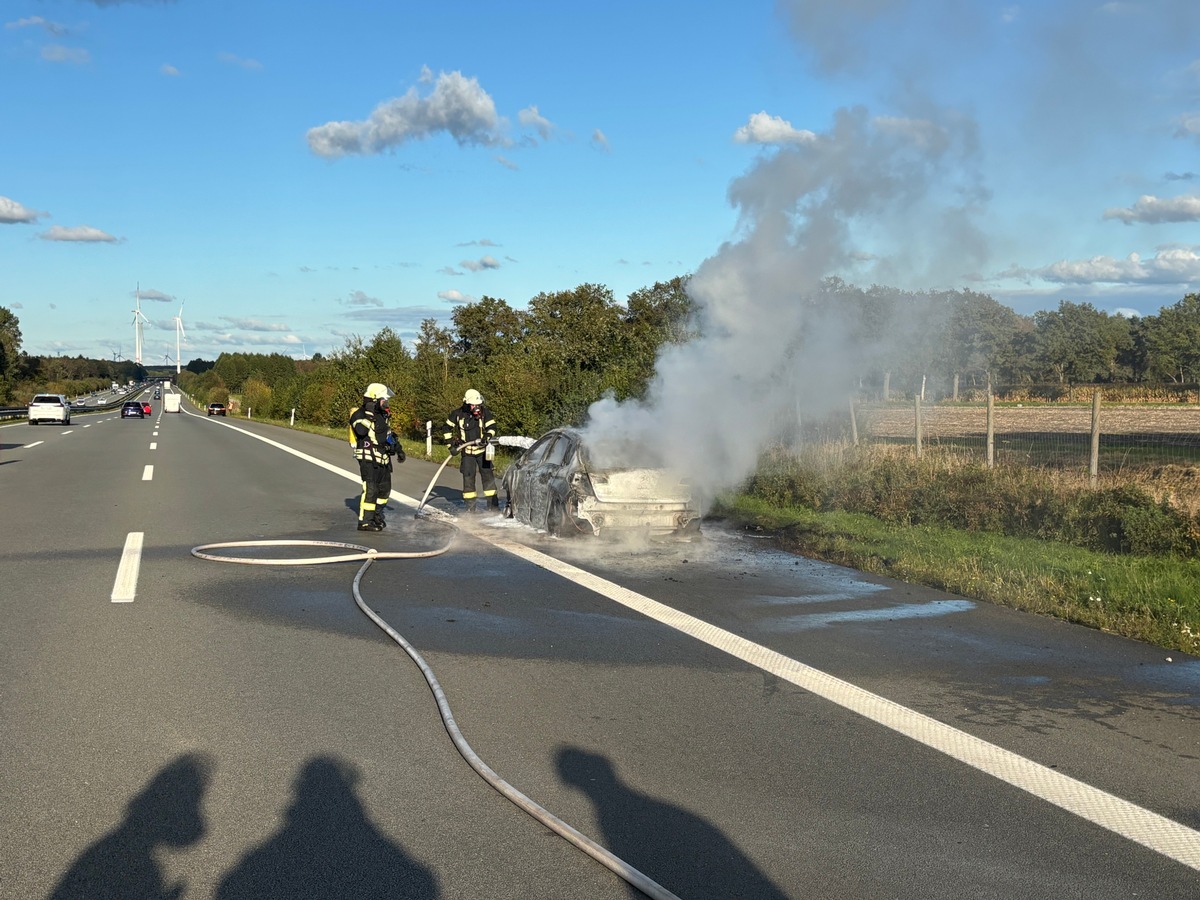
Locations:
724;442;1200;655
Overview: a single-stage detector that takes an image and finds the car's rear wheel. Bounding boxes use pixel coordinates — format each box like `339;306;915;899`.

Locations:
547;497;566;536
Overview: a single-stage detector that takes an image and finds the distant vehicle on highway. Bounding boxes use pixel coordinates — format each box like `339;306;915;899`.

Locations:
141;401;153;415
207;403;226;416
28;394;71;426
164;393;181;413
121;401;145;419
501;426;701;537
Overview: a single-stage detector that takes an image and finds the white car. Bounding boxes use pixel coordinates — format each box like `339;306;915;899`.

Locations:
28;394;71;425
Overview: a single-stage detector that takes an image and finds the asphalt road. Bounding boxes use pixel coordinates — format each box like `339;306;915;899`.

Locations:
1;392;1197;900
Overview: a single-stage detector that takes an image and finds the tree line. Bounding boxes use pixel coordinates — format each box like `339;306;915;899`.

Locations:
4;278;1200;432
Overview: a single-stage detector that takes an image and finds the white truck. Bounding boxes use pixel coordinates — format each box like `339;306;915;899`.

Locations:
163;393;181;413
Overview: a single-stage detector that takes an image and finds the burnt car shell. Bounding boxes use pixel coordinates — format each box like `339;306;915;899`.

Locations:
501;427;700;537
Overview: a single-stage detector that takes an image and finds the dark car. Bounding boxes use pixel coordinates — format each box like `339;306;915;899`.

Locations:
141;401;153;415
500;426;701;538
207;403;226;416
121;401;145;419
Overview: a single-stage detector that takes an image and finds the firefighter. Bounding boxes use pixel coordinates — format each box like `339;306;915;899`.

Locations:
349;383;404;531
444;388;498;513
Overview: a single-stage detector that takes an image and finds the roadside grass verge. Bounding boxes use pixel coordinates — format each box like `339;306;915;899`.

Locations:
712;493;1200;656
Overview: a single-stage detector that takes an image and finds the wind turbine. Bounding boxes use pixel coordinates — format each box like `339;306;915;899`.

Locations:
173;302;186;374
163;353;173;365
131;285;149;365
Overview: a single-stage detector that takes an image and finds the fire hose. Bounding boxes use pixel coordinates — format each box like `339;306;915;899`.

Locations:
191;514;679;899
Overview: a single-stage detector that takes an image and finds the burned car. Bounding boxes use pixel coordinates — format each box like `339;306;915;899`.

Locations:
501;427;700;537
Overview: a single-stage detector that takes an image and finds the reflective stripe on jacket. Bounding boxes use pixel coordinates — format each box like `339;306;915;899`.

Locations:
443;405;497;455
350;405;391;465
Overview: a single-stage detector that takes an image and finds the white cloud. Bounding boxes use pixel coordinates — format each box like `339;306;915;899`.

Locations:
218;52;262;70
438;289;473;304
344;290;383;307
1017;246;1200;285
39;225;118;242
518;105;553;141
1176;112;1200;138
0;196;44;224
135;288;174;302
733;111;817;145
220;317;290;332
459;255;500;272
41;44;90;65
6;16;67;36
161;64;180;76
591;128;611;152
1104;194;1200;224
307;70;507;158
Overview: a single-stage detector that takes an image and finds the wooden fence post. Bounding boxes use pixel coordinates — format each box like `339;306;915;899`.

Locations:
986;389;995;470
1089;389;1101;488
848;396;858;446
915;395;923;458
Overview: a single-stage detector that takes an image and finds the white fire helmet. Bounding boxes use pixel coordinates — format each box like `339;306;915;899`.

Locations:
364;383;393;402
463;389;483;405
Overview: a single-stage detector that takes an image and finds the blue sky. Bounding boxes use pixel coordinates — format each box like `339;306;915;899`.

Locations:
3;0;1199;364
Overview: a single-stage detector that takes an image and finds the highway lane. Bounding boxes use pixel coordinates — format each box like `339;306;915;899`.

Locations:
1;399;1197;899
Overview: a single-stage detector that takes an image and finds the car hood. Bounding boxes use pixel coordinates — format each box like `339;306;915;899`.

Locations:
585;468;692;503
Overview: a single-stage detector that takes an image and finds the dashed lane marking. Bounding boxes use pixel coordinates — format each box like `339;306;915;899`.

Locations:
111;532;144;603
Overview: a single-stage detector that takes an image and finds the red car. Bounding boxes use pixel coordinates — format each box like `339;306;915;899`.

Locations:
141;401;153;415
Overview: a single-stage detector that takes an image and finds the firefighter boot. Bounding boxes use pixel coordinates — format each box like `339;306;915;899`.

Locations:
372;512;387;529
357;518;382;533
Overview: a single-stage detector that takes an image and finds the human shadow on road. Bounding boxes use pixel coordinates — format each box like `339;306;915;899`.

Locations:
216;755;439;900
50;752;213;900
556;746;789;900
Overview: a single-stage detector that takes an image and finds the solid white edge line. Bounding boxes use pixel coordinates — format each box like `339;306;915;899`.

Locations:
142;465;153;481
208;415;1200;872
111;532;144;602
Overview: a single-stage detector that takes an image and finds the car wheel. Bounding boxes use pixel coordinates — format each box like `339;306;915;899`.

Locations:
547;497;566;536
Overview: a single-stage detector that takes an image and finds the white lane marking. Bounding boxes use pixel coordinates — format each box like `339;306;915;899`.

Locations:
83;424;92;428
111;532;144;602
61;430;74;435
149;442;158;450
207;417;1200;872
142;465;153;481
488;534;1200;872
23;441;44;449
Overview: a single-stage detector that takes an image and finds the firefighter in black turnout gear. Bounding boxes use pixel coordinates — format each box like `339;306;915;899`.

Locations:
444;389;498;513
350;383;404;532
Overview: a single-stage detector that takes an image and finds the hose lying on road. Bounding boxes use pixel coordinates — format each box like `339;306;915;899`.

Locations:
191;525;680;900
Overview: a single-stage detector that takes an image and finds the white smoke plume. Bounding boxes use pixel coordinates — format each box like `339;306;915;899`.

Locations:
581;0;1200;505
583;104;987;502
